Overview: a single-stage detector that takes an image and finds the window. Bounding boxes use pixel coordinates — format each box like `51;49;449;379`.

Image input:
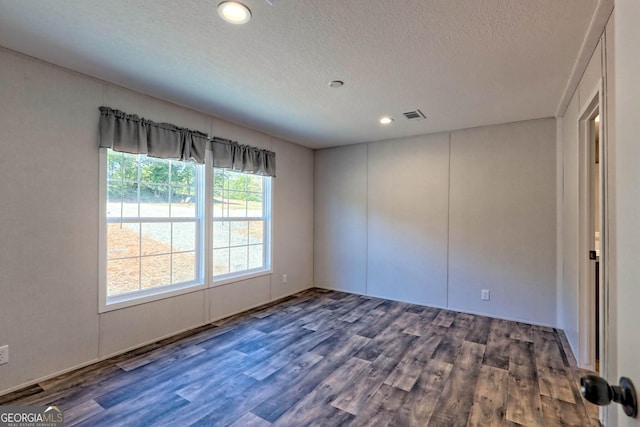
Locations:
104;150;204;307
101;149;272;311
213;169;272;279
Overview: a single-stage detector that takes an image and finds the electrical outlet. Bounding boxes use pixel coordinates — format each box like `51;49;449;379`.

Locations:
0;345;8;365
282;274;287;284
481;289;490;301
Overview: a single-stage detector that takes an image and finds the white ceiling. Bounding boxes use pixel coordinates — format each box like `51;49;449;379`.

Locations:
0;0;599;149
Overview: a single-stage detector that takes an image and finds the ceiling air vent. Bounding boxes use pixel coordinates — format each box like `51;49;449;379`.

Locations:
403;109;426;121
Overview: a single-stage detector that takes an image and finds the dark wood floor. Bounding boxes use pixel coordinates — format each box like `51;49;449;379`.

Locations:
1;289;599;426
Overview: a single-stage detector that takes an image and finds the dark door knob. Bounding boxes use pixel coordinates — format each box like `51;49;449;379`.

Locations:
581;375;638;418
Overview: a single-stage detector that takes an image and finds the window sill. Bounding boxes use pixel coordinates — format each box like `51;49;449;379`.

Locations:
100;282;207;313
212;269;273;287
98;270;274;313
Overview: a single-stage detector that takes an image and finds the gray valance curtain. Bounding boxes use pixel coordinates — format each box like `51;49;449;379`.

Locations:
211;137;276;177
99;107;208;163
98;107;276;176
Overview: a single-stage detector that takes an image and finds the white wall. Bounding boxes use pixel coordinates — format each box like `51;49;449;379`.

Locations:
314;145;368;294
367;134;450;306
0;48;103;394
448;120;557;324
314;118;558;326
0;47;314;394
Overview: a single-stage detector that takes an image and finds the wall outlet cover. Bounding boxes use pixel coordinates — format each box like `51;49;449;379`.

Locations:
0;345;8;365
481;289;490;301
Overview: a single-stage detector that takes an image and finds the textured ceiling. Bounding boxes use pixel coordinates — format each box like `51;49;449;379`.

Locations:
0;0;598;148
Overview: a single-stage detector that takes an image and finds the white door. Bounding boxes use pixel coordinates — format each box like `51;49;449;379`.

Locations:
611;1;640;425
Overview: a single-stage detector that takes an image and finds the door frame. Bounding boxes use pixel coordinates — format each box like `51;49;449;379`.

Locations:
577;82;607;383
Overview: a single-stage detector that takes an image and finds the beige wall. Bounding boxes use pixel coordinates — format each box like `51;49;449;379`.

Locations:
0;47;314;394
314;118;558;326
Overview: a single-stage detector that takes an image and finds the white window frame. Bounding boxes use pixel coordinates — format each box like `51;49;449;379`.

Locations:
98;149;207;312
212;168;272;286
99;149;273;313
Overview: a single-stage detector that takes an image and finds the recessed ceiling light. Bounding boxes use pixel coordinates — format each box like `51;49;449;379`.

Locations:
379;116;395;125
218;1;251;24
329;80;344;88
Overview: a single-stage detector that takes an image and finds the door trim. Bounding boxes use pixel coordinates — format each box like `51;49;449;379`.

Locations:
577;82;606;376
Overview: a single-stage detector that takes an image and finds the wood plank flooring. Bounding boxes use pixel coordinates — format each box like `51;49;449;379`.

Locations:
0;289;600;426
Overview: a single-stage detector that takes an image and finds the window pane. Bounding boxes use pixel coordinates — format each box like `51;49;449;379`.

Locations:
122;198;139;218
140;156;168;184
107;182;139;217
214;169;228;186
108;223;140;259
249;221;264;244
141;255;171;289
227;192;247;217
213;197;228;218
214;170;226;191
212;170;269;279
246;174;263;193
141;223;171;256
213;221;230;249
107;150;123;180
230;246;248;273
104;150;204;305
213;181;229;218
173;222;196;252
122;153;139;181
108;258;140;296
230;221;249;246
173;251;195;283
107;182;122;219
213;248;230;276
228;171;248;191
139;184;170;217
171;161;196;184
248;244;263;270
247;194;263;217
171;185;196;218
